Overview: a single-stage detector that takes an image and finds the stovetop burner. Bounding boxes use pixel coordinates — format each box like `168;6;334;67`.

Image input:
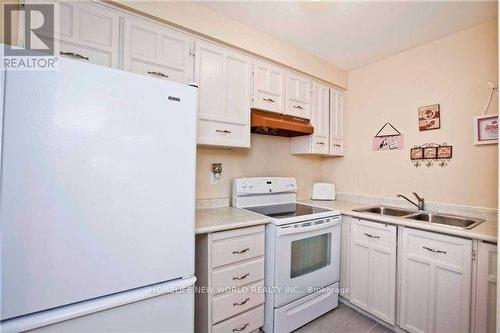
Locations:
245;203;332;219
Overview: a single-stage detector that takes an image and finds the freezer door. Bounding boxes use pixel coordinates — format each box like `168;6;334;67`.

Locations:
0;59;197;320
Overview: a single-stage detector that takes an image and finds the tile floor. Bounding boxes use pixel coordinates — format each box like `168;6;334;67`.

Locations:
294;303;394;333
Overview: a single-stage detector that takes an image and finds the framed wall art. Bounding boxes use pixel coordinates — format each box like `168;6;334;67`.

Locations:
418;104;440;131
474;114;498;145
409;143;453;167
372;122;404;151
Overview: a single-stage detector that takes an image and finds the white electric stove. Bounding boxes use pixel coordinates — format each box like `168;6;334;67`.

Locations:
232;177;341;333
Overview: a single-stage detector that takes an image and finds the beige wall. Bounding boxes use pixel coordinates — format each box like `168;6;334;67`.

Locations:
116;1;348;88
323;20;499;208
196;135;324;200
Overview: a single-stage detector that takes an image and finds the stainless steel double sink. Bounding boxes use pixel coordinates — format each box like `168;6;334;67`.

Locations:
352;206;484;230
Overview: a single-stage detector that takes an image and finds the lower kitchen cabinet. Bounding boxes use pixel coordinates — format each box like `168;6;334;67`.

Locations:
399;227;472;333
195;225;265;333
350;218;397;325
473;241;497;333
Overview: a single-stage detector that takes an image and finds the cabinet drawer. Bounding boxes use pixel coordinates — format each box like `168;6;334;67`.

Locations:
212;281;264;324
128;59;186;84
330;138;343;156
352;219;396;250
405;229;471;267
212;258;264;293
254;91;284;114
58;41;114;68
212;233;264;268
198;119;249;148
212;305;264;333
287;100;310;119
312;136;329;154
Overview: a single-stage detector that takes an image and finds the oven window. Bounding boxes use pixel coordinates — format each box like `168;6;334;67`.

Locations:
290;233;331;278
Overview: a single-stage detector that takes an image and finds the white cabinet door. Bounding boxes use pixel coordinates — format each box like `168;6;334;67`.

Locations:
329;88;344;156
195;40;252;148
289;81;329;155
350;219;397;325
123;14;193;83
399;227;472;333
28;1;120;68
286;72;311;119
310;81;330;154
474;242;497;333
252;60;286;114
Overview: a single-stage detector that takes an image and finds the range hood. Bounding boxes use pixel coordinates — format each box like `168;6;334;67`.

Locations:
251;109;314;137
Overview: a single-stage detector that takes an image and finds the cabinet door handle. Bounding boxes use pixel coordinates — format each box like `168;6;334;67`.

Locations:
293;105;304;110
333;144;342;147
232;273;250;281
233;297;250;306
263;98;275;103
60;51;89;61
364;232;380;239
423;246;447;254
232;248;250;254
215;129;232;134
233;323;249;332
147;71;169;78
316;141;325;145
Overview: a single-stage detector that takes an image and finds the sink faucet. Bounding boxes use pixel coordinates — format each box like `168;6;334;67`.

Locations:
397;192;425;210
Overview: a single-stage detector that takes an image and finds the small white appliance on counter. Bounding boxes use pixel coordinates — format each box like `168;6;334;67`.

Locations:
0;58;197;332
233;177;341;333
312;182;336;201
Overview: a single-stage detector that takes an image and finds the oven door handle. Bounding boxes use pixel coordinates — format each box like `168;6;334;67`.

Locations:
277;217;341;236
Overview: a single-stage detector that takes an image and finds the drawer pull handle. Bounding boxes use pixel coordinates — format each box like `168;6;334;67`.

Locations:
60;51;89;61
333;144;342;147
293;105;304;110
216;129;232;134
147;71;169;78
233;297;250;306
232;248;250;254
232;273;250;281
263;98;275;103
423;246;447;254
233;323;249;332
316;141;325;145
364;232;380;239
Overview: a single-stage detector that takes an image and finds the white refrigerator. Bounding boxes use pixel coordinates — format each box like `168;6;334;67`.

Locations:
0;58;197;332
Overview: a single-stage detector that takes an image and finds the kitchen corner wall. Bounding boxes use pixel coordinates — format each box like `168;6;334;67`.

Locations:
196;135;324;200
323;20;499;208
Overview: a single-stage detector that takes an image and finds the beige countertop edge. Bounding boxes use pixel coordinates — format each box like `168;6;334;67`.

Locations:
299;199;498;244
195;207;272;234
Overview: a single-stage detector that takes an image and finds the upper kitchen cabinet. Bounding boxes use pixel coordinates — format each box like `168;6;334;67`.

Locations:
285;72;312;119
27;1;120;68
252;60;286;114
329;88;344;156
290;80;330;155
195;40;252;148
123;14;193;84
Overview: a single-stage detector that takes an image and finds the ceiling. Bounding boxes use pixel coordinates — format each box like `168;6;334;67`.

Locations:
199;1;498;70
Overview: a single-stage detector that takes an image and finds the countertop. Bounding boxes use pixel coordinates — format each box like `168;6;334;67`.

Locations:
299;199;498;244
195;207;272;234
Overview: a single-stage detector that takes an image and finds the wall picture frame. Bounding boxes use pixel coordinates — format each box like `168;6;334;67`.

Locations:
437;145;453;159
423;147;437;159
418;104;441;131
410;147;424;160
474;114;498;145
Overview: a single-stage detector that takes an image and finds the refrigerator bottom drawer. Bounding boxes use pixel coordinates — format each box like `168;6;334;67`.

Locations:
27;290;194;333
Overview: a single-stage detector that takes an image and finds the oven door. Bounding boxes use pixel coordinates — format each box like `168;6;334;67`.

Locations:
274;217;341;307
